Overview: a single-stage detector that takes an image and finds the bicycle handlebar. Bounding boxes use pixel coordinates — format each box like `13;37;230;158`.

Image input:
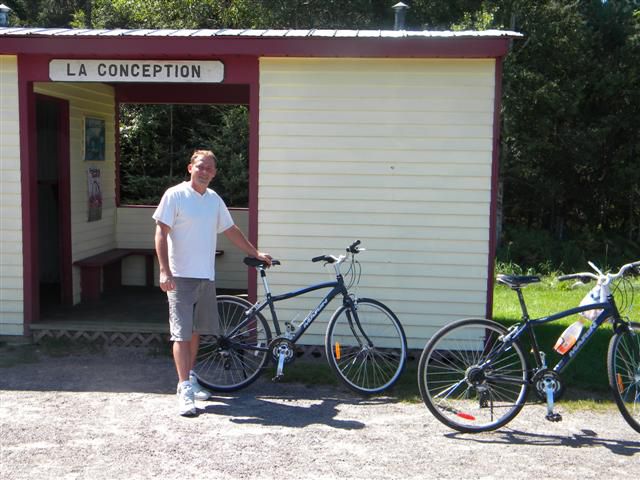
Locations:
558;260;640;285
312;240;364;264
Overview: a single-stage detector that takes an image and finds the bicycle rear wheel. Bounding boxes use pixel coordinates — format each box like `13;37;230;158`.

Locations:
418;318;529;433
325;298;407;395
607;321;640;433
194;295;271;392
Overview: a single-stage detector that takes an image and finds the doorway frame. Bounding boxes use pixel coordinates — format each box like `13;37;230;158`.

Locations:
26;93;72;328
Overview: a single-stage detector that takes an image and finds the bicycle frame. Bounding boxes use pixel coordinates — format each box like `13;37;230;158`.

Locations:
499;296;623;378
225;274;354;348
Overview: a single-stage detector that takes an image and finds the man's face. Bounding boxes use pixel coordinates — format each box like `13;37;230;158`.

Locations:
188;155;216;188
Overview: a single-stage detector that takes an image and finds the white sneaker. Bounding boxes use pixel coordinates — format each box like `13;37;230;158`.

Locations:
177;382;197;417
189;371;212;401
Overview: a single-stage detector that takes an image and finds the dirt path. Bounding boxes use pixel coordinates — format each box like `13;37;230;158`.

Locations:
1;348;638;479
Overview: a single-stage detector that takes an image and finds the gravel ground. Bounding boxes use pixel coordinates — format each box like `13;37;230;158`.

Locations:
1;347;638;480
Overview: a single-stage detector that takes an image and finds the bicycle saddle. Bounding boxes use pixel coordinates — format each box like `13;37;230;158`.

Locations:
496;274;541;288
243;257;280;268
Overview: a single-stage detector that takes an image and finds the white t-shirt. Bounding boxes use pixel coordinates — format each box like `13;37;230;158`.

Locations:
152;181;234;280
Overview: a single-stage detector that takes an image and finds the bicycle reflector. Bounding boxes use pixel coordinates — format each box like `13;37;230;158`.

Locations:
617;373;625;394
456;412;476;421
335;342;341;360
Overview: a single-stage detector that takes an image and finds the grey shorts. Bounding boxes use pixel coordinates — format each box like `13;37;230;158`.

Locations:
167;278;219;341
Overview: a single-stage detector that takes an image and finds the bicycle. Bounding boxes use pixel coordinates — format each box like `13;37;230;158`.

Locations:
417;260;640;433
193;240;408;395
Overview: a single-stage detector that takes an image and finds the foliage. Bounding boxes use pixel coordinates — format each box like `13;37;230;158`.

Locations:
496;0;640;268
119;104;249;206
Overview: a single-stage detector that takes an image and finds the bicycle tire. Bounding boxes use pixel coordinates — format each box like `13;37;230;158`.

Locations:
418;318;529;433
325;298;407;395
607;321;640;433
193;295;272;392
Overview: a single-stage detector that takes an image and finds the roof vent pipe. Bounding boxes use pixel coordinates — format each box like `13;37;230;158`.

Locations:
392;2;409;31
0;4;12;27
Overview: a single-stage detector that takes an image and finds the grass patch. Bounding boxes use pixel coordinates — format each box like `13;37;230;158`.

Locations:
271;357;421;401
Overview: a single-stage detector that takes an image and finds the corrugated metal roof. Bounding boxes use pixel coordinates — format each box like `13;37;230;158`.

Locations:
0;26;522;39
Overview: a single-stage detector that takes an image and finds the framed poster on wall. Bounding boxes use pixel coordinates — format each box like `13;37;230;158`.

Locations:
84;116;105;161
87;167;102;222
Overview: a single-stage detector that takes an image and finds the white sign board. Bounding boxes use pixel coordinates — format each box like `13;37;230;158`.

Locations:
49;60;224;83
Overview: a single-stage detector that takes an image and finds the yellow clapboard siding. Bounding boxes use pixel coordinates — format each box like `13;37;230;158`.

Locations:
259;173;490;190
259;161;492;177
258;57;496;342
259;185;490;203
259;198;488;215
261;122;492;139
260;237;488;255
260;135;492;151
260;83;495;100
261;96;492;113
0;56;22;334
260;148;492;164
260;211;489;229
260;109;493;126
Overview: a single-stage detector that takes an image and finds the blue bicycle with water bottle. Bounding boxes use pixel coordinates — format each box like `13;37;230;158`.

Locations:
417;260;640;433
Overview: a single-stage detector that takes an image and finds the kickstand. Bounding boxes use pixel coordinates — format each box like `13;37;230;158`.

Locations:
544;377;563;422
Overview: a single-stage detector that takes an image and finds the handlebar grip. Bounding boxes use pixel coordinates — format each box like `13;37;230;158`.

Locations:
558;275;577;281
312;256;325;263
347;240;361;254
558;274;592;283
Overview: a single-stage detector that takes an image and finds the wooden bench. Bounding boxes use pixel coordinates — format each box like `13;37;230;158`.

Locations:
74;248;223;302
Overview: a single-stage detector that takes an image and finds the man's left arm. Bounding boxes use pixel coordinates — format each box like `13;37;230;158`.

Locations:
223;225;272;266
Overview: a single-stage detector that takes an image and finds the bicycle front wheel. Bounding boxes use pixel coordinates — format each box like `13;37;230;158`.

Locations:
194;295;271;392
418;318;529;433
607;321;640;433
325;298;407;395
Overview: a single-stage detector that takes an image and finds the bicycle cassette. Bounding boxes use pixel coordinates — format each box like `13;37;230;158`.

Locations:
533;370;566;402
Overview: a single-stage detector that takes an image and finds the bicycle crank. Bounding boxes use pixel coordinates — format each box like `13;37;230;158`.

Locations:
269;338;296;381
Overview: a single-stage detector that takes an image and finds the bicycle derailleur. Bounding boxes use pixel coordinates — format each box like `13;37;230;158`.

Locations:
532;369;565;422
269;337;296;382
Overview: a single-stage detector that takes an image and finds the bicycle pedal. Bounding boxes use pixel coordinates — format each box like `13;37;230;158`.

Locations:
545;413;563;422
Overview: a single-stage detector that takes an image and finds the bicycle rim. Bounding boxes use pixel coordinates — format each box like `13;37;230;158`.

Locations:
194;295;271;392
608;322;640;433
325;298;407;395
418;318;529;433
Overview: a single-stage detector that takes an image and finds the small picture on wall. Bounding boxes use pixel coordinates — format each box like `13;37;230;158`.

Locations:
87;167;102;222
84;116;105;161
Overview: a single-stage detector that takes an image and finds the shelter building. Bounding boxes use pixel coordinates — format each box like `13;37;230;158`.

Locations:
0;26;521;347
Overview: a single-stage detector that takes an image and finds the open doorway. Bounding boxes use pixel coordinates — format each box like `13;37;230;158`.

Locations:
36;94;72;316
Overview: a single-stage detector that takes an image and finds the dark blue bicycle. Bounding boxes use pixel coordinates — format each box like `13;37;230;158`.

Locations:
194;241;408;395
418;260;640;433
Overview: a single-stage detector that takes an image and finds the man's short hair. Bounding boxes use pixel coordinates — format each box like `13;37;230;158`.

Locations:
191;149;217;165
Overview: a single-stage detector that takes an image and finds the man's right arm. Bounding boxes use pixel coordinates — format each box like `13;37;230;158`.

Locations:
155;221;175;292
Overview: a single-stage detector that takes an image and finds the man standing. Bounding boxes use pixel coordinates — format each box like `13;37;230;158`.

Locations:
153;150;271;416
